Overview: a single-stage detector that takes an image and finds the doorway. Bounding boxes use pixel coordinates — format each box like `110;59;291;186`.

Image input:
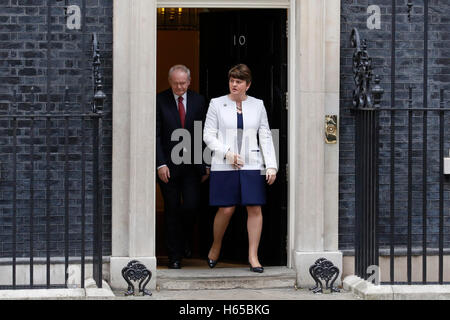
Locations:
156;8;288;267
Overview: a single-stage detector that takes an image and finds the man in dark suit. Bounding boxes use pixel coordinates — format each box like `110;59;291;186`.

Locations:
156;65;209;269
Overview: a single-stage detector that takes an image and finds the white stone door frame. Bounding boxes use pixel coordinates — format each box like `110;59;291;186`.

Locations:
110;0;341;290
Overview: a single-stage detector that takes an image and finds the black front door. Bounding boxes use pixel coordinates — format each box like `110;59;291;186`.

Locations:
199;9;288;266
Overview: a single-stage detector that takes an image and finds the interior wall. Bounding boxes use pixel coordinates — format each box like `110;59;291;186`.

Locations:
156;29;200;257
157;30;200;93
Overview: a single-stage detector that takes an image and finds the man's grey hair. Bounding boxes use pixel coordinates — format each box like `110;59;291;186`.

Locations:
168;64;191;80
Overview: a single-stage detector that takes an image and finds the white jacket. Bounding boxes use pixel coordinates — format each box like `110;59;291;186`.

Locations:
203;95;278;172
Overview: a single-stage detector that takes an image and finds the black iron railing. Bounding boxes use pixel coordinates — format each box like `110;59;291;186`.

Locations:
91;32;105;289
351;28;383;281
0;112;102;290
0;32;105;290
352;22;449;285
381;0;448;285
376;89;450;285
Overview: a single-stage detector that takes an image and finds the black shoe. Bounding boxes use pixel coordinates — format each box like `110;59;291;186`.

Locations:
249;264;264;273
168;260;182;269
207;257;218;268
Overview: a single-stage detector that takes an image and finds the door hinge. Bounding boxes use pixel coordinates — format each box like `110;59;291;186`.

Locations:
285;163;289;181
285;92;288;110
286;19;289;38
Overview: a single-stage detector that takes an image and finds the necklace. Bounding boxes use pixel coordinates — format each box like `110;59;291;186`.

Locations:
236;101;243;113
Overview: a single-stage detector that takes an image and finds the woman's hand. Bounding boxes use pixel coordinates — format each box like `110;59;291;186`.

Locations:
225;151;244;169
266;168;277;185
201;167;210;183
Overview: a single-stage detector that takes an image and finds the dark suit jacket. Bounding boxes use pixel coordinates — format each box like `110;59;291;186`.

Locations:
156;89;207;178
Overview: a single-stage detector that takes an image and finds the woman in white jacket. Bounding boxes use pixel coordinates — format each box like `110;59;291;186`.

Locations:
203;64;277;273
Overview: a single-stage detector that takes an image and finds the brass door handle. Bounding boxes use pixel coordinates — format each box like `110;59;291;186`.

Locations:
325;115;338;144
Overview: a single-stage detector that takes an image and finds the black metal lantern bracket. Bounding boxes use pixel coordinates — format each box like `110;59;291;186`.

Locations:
92;33;106;114
350;28;384;112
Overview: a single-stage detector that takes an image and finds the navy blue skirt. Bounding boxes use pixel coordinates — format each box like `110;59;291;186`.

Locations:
209;170;266;207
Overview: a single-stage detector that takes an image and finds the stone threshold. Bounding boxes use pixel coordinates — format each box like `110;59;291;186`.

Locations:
343;275;450;300
156;266;297;291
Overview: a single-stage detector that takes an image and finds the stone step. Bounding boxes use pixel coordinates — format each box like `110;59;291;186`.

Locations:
156;267;297;290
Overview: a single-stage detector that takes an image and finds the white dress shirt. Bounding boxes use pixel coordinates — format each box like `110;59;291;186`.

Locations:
173;92;187;113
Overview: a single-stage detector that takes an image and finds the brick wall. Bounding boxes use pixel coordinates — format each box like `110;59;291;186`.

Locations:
339;0;450;251
0;0;112;258
1;0;448;258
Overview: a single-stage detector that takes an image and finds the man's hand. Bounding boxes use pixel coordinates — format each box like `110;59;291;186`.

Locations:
158;166;170;183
